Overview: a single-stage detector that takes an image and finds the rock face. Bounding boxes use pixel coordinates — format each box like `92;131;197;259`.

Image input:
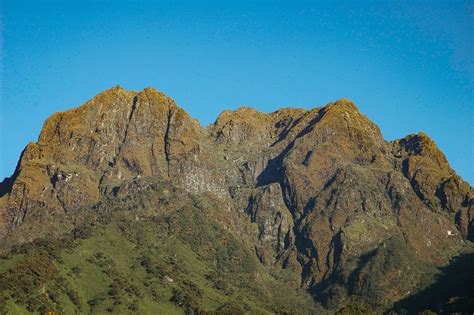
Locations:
0;86;472;309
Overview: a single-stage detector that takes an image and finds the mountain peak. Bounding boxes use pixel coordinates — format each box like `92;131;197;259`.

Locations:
332;98;359;112
0;87;472;314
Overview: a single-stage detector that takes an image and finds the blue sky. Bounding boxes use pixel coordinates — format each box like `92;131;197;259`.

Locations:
0;0;473;184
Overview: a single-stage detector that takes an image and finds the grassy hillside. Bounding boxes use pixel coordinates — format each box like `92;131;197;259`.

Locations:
0;177;472;314
0;181;322;314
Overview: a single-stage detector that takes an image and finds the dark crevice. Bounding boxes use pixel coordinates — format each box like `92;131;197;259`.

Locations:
271;113;306;147
257;107;327;188
303;150;313;166
50;174;59;188
319;221;344;282
164;108;174;177
117;95;139;155
150;143;157;176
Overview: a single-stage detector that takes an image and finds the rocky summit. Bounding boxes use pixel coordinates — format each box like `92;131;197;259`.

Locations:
0;86;472;314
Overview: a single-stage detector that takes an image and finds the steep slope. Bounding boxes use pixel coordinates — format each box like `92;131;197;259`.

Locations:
0;86;472;313
0;178;321;314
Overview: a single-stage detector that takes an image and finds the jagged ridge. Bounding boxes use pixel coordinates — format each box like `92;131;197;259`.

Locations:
0;86;472;313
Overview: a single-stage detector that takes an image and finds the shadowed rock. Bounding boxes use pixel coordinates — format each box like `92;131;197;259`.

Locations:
0;86;472;311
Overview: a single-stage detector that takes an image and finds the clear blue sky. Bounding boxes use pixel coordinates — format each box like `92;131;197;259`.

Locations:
1;0;473;184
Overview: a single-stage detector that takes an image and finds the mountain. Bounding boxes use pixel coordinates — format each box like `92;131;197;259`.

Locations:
0;86;472;314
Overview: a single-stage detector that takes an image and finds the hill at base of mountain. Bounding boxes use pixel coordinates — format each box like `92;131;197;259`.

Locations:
0;86;472;314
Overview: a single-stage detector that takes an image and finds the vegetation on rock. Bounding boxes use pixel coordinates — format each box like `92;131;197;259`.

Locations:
0;86;472;314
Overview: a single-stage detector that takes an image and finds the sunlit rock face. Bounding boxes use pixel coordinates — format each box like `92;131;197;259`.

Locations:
0;86;472;307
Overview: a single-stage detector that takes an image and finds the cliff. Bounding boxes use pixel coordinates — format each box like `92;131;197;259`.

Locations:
0;86;472;313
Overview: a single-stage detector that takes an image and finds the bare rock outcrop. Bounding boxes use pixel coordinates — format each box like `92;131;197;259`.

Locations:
0;87;471;307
